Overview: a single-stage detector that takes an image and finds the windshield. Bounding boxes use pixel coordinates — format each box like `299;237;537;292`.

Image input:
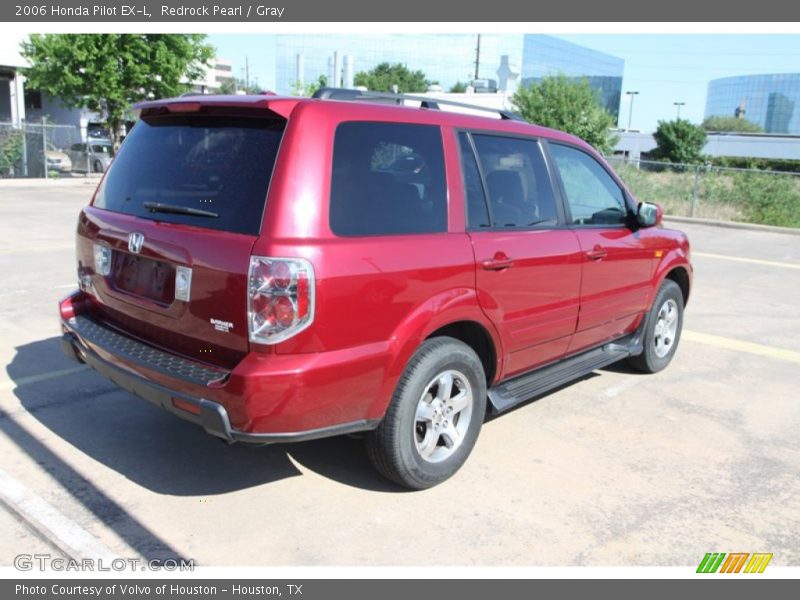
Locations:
94;114;285;235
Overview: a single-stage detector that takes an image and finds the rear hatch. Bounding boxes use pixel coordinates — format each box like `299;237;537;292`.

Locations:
76;104;287;369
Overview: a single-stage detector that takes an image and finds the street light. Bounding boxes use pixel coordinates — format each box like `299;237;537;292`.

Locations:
626;91;639;131
674;101;686;119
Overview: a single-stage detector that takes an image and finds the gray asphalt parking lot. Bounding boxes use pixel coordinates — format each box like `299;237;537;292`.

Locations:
1;180;798;567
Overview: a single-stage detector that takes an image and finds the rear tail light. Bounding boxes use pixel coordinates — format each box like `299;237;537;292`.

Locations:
248;256;315;344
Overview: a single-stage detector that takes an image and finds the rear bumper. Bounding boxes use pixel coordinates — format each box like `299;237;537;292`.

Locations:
60;316;378;444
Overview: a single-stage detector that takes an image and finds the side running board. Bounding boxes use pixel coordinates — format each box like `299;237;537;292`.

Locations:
487;332;644;414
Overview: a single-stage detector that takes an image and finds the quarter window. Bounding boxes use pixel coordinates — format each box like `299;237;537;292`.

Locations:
330;122;447;236
549;144;628;226
458;133;490;229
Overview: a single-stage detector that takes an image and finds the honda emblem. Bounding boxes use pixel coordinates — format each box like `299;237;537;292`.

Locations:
128;232;144;254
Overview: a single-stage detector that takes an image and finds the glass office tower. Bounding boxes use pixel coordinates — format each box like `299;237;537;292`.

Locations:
253;34;624;122
705;74;800;134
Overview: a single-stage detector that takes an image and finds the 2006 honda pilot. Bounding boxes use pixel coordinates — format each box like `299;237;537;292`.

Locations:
60;90;692;489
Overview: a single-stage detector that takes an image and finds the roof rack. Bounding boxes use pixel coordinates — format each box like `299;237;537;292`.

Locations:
312;87;525;122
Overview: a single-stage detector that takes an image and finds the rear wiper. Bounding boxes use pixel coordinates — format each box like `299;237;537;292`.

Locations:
143;202;219;218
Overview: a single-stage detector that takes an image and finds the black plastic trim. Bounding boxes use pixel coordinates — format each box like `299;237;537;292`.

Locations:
61;325;379;444
487;326;645;414
68;315;229;387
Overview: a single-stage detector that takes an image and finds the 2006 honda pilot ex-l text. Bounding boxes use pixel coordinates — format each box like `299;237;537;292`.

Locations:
59;90;692;489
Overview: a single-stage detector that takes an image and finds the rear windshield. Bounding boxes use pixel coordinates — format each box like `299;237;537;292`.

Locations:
94;114;285;235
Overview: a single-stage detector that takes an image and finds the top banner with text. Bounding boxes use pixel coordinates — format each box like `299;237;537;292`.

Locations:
3;0;800;22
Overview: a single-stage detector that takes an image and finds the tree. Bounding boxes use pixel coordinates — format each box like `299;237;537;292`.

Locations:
511;75;618;154
651;119;707;164
291;75;328;97
702;115;763;133
218;77;262;95
354;62;430;93
21;34;214;152
448;81;468;93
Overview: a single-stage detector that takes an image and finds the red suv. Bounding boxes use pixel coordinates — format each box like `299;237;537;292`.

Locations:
59;90;691;489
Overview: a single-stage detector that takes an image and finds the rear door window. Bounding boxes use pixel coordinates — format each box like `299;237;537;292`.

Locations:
466;134;559;229
94;114;285;236
329;122;447;236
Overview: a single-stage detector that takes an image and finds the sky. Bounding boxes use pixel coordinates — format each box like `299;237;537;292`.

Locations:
208;33;800;133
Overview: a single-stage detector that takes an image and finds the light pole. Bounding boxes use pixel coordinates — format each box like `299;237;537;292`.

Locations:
625;92;639;131
626;91;639;131
674;101;685;119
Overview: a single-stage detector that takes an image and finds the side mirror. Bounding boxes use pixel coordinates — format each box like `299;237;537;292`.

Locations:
637;202;662;228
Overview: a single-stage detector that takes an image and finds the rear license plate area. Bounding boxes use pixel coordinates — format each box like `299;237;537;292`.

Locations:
111;252;175;304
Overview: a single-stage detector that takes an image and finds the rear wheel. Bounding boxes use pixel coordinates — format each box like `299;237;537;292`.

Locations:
366;337;487;489
628;279;684;373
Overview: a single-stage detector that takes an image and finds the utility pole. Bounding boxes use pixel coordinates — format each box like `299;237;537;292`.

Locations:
245;56;250;90
474;34;481;80
626;91;639;131
674;101;685;119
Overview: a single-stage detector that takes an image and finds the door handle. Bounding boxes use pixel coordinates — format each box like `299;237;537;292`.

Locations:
586;246;608;261
481;254;515;271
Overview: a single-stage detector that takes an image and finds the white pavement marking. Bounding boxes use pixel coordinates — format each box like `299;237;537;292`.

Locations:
0;245;74;255
694;251;800;270
601;377;643;400
0;467;118;562
683;330;800;365
0;366;88;392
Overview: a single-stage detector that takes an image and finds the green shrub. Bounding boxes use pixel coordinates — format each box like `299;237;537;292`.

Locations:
612;162;800;226
709;156;800;173
731;172;800;227
0;129;25;176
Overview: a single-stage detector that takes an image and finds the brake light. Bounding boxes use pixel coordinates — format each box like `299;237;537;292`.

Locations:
248;256;315;344
167;102;201;113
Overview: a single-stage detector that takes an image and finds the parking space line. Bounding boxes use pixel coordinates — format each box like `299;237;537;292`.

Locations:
0;366;88;392
0;245;74;255
693;252;800;270
683;330;800;364
0;467;118;562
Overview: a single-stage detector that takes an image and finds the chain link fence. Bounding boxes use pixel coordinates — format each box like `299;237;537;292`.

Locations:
606;156;800;228
0;121;84;179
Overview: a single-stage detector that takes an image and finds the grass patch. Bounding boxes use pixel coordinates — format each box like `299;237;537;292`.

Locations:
612;163;800;228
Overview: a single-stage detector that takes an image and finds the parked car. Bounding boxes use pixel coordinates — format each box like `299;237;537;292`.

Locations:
45;143;72;174
59;90;692;489
67;140;113;173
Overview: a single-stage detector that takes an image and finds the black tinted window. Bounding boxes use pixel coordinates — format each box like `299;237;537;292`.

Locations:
94;115;285;235
330;122;447;236
471;135;559;228
459;133;490;229
550;144;628;226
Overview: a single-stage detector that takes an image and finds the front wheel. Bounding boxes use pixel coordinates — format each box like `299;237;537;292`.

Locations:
628;279;684;373
366;337;487;490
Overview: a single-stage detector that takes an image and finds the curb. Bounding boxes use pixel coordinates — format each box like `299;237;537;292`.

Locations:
0;467;118;562
664;215;800;237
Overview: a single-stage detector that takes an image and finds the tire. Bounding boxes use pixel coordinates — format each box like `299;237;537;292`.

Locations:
366;337;487;490
93;160;104;173
628;279;684;373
